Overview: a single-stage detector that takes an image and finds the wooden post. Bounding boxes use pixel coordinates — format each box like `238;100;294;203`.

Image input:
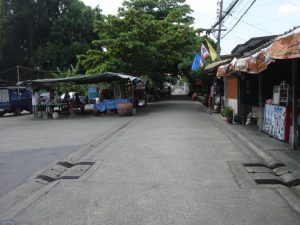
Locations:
259;74;264;132
292;59;298;150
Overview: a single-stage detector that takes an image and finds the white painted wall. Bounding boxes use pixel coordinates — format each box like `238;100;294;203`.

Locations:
228;98;238;113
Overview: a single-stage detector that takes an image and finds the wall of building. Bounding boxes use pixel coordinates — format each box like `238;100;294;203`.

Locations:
226;77;238;113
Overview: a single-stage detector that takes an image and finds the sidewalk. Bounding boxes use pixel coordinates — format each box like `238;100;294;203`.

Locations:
205;107;300;212
211;112;300;170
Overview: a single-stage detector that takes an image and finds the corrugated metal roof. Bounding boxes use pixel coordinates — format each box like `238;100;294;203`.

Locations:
231;35;276;57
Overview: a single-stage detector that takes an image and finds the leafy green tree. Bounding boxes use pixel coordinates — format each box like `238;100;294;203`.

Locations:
80;0;202;87
0;0;103;81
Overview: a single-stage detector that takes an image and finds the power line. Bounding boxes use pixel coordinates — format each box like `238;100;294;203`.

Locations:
19;66;86;74
0;66;16;75
211;0;241;29
19;66;59;74
223;0;251;28
221;0;256;39
223;24;247;41
228;14;273;35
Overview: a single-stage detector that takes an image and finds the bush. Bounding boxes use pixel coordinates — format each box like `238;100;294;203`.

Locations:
198;94;208;106
233;114;243;124
221;106;234;117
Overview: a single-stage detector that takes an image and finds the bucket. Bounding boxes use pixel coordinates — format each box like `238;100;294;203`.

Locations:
52;112;59;119
42;111;48;119
117;103;133;116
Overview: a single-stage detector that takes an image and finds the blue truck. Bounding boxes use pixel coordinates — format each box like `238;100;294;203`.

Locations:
0;86;32;116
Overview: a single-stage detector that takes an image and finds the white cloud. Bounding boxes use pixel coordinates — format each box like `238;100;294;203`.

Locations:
278;3;300;15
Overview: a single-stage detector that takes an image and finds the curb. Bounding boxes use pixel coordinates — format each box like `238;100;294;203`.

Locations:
0;116;137;220
202;106;300;214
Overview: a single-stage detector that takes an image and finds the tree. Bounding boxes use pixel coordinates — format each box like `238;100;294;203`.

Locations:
79;0;201;87
0;0;103;81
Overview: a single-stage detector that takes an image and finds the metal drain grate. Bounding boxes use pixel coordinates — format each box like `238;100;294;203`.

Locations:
243;162;300;187
36;161;95;183
227;161;300;188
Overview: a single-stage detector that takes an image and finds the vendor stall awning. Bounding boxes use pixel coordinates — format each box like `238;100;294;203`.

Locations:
247;48;274;73
215;27;299;77
231;47;274;74
18;72;144;87
269;27;300;59
216;58;237;77
216;63;231;77
204;59;231;73
217;44;275;77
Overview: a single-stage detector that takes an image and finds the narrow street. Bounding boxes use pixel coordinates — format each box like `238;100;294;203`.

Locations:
0;96;300;225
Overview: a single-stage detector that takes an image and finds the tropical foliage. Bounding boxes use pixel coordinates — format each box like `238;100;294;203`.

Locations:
0;0;216;88
79;0;206;87
0;0;102;80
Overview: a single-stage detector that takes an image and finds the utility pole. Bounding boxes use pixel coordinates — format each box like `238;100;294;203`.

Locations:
216;0;223;56
215;0;227;108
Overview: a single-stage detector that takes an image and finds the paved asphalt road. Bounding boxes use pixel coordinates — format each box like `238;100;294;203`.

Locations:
0;112;132;198
0;96;299;224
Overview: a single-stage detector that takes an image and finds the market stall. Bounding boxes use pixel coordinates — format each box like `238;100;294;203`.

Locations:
18;72;146;118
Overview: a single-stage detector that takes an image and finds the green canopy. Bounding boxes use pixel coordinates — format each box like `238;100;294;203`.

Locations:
203;59;231;73
18;72;144;87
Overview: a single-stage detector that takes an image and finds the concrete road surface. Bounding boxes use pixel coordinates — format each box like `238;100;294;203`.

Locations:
0;97;299;225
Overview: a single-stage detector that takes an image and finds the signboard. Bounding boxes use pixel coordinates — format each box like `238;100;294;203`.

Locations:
88;85;98;99
263;104;288;141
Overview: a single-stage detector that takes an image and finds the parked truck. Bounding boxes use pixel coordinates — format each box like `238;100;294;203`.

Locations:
0;86;32;116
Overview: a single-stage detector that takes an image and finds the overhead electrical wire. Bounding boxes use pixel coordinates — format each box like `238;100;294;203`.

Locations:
20;66;86;74
222;24;247;41
211;0;241;29
19;66;59;74
0;66;16;75
0;66;86;76
221;0;257;39
228;14;273;35
223;0;250;27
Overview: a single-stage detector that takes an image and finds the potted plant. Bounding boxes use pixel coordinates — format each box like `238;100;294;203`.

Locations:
233;114;243;125
221;106;234;123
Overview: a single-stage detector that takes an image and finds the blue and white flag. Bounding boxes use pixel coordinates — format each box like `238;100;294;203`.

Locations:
191;52;204;71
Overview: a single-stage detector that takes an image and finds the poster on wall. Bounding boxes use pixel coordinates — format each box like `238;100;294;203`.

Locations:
263;104;287;141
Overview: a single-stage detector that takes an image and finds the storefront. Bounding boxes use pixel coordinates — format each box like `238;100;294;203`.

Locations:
216;27;300;149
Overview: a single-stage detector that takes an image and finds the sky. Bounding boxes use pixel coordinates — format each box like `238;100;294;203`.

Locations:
81;0;300;55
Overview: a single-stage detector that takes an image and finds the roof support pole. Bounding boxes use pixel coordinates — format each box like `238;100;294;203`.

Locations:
292;59;298;150
259;74;264;132
237;74;241;114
